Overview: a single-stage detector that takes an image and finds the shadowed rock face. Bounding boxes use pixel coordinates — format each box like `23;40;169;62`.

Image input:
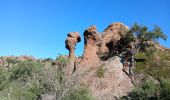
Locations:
82;26;102;66
65;32;81;59
99;22;129;58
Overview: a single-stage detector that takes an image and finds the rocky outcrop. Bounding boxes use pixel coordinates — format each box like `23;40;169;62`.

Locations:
65;32;81;76
81;26;102;66
64;22;133;99
99;22;129;58
65;32;81;59
65;22;129;67
61;56;133;100
79;56;133;99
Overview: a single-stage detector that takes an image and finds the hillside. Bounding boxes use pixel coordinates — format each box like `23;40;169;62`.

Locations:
0;22;170;100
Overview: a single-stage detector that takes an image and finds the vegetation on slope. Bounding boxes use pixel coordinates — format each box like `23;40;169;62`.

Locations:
121;22;170;100
0;56;94;100
123;49;170;100
135;49;170;79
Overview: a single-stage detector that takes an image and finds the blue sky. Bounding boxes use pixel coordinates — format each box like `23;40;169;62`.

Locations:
0;0;170;59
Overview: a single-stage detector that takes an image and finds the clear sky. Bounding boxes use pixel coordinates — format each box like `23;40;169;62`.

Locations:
0;0;170;59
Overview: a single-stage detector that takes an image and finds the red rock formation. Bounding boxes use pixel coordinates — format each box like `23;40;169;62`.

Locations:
81;26;102;66
65;32;81;59
65;32;81;76
62;22;134;99
99;22;129;57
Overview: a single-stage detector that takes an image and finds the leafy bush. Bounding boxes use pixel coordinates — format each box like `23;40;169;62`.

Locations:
56;54;70;82
10;61;42;81
0;69;11;90
39;65;62;94
160;78;170;99
62;87;95;100
5;80;41;100
0;61;43;100
128;80;157;100
56;54;70;67
134;50;170;79
124;78;170;100
6;58;19;64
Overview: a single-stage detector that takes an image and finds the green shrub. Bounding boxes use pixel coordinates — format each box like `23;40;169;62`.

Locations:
134;50;170;79
0;61;43;100
56;54;70;67
39;65;61;94
62;87;94;100
96;66;106;78
4;81;41;100
6;58;18;64
0;69;11;90
10;61;42;81
160;78;170;99
56;55;69;82
129;80;157;100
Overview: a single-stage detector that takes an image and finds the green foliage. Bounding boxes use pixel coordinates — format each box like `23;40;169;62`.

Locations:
0;69;11;90
135;52;147;59
10;61;42;81
0;59;67;100
128;80;158;100
124;78;170;100
0;61;43;100
44;58;53;61
122;23;167;54
62;87;95;100
56;54;70;66
128;23;167;42
96;66;106;78
131;49;170;99
4;81;41;100
6;58;19;64
0;54;96;99
39;65;62;94
160;78;170;99
135;50;170;79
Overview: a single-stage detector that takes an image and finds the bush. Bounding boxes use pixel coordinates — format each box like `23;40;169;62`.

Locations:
10;61;42;81
39;65;61;94
6;58;19;64
7;81;41;100
56;55;70;82
0;69;11;90
160;78;170;99
0;61;43;100
134;50;170;79
62;87;94;100
56;55;70;68
128;80;157;100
